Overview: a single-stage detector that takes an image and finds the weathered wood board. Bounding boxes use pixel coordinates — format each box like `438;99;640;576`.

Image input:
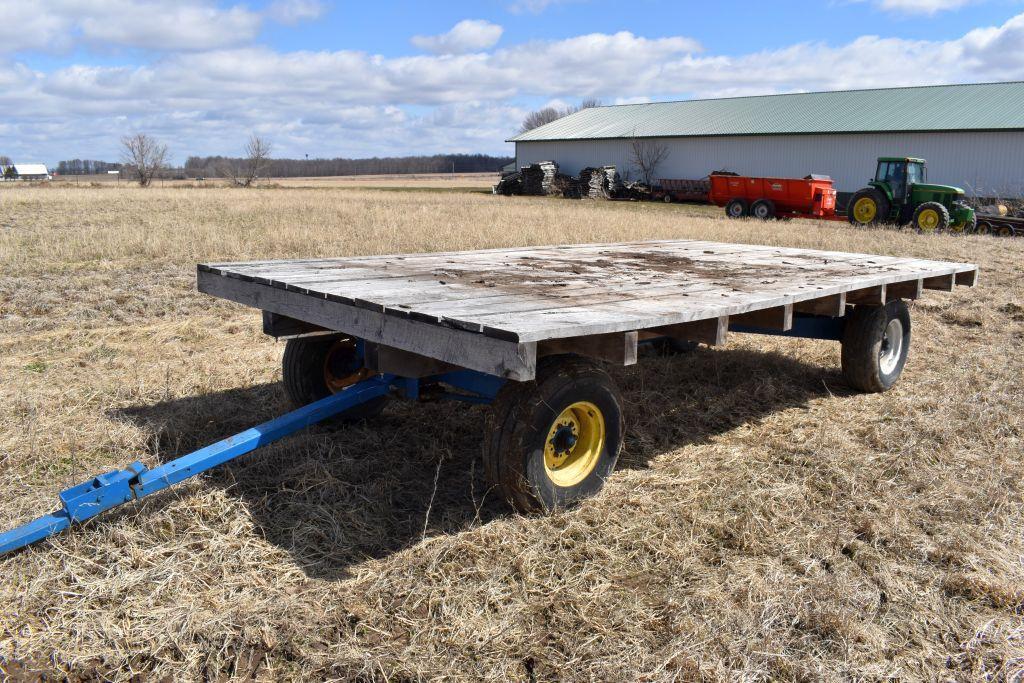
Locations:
199;239;978;379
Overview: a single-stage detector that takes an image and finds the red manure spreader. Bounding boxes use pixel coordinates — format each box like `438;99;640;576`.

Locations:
709;172;841;221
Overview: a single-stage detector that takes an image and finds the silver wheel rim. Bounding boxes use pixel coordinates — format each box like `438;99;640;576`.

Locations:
879;317;904;375
729;203;742;217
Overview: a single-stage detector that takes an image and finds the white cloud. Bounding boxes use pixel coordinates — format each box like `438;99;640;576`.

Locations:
867;0;976;14
411;20;504;55
267;0;326;24
0;0;291;53
507;0;585;14
3;13;1024;162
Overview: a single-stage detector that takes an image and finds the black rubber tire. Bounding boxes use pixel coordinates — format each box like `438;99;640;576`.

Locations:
841;300;912;393
847;188;890;227
725;198;749;219
282;337;388;420
976;221;992;236
662;193;673;203
750;199;776;220
912;201;950;234
483;355;624;513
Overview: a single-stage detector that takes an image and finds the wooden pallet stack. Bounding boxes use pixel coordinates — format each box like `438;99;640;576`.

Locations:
579;167;608;198
577;166;621;199
603;166;621;197
522;161;558;195
492;171;523;195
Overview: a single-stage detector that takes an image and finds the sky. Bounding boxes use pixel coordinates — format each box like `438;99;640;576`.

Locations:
2;0;1024;166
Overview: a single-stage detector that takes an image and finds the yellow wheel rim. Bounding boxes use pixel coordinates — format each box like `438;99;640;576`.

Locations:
323;339;372;392
852;197;877;224
917;208;940;232
544;401;606;487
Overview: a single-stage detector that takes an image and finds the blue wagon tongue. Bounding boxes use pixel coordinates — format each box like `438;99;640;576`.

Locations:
0;376;395;556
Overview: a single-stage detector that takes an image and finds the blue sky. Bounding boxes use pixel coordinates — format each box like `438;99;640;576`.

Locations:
2;0;1024;165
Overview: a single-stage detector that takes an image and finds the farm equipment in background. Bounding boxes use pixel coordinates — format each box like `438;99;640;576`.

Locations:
654;178;711;203
847;157;976;233
709;173;840;221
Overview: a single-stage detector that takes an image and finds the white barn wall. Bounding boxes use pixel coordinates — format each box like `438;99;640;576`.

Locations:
516;131;1024;196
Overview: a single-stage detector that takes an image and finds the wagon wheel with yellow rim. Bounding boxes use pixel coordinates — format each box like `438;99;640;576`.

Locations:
483;355;624;513
282;336;389;420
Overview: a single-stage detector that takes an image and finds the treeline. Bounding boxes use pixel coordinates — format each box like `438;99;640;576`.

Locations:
183;153;512;178
55;159;123;175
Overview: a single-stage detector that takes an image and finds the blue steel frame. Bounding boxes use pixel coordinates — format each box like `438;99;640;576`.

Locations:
0;370;505;556
0;316;846;557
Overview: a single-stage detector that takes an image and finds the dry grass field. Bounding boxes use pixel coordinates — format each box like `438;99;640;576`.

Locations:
51;172;500;190
0;183;1022;681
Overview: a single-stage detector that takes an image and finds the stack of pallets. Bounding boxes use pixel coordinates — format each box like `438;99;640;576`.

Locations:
577;166;621;199
522;161;558;195
492;171;523;196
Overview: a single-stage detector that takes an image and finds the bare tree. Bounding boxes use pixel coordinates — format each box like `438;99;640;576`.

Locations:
120;134;168;187
629;136;670;186
519;99;602;133
0;155;12;166
223;134;273;187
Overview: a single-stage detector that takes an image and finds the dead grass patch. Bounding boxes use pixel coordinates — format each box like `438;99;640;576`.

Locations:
0;185;1022;681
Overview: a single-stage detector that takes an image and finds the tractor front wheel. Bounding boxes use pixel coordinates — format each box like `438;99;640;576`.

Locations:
848;189;889;227
913;202;950;234
483;355;624;513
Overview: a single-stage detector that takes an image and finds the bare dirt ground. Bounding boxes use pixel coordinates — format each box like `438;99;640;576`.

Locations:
0;183;1022;681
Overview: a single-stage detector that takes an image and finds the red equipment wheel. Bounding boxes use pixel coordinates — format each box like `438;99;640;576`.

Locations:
725;198;748;219
750;199;776;220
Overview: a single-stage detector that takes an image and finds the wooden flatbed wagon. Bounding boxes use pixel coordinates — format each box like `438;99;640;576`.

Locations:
0;239;979;554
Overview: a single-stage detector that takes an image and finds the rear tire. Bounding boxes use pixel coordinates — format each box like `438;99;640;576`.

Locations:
282;337;388;420
483;356;624;513
841;300;911;393
662;193;673;203
913;202;950;234
750;199;776;220
848;189;889;227
725;198;749;219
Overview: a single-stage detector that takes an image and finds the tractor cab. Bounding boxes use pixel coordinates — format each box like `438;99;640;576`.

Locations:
873;157;926;203
849;157;975;233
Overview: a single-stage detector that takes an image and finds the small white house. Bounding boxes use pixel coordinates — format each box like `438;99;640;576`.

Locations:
11;164;51;181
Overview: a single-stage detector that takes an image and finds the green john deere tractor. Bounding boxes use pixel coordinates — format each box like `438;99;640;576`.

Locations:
847;157;976;233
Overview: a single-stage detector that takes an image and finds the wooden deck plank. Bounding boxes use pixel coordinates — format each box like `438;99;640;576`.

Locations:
200;239;979;349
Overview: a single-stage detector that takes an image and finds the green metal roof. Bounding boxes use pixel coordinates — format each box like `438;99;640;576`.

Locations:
509;82;1024;142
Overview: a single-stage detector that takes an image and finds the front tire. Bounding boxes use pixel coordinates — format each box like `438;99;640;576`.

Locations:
483;356;624;513
282;337;388;420
841;300;912;393
913;202;950;234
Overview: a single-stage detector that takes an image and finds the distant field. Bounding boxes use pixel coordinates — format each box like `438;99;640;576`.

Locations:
49;171;501;189
0;183;1021;681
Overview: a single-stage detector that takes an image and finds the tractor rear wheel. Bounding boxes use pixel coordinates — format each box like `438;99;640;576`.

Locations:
848;189;889;227
913;202;950;234
483;355;624;513
751;199;776;220
725;198;748;219
282;337;389;420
